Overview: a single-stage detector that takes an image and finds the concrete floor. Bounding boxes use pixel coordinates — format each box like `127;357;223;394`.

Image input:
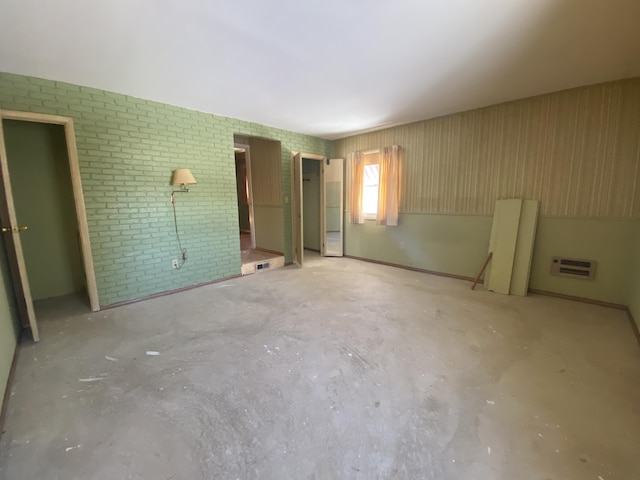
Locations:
1;254;639;480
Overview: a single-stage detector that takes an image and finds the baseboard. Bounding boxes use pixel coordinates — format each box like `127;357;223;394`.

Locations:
343;255;637;323
0;331;21;438
102;274;242;310
344;255;479;283
529;290;639;348
526;288;627;310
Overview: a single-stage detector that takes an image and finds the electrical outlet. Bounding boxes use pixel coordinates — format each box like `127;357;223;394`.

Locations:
172;259;179;269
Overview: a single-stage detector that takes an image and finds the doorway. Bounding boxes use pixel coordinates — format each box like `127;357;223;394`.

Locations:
233;135;285;275
0;111;99;342
302;158;322;252
291;152;344;266
234;144;255;252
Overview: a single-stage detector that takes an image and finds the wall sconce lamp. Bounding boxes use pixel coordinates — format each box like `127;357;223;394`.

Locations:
170;168;197;203
169;168;197;269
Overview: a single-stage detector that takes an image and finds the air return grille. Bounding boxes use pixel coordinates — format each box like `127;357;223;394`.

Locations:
550;257;596;280
255;261;270;272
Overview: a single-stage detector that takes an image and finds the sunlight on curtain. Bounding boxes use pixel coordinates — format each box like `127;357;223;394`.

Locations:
377;145;401;225
347;151;365;224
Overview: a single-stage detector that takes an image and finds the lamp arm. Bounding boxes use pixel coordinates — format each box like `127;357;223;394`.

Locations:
170;187;191;204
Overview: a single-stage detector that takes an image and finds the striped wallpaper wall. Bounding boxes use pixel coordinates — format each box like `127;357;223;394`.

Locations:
333;78;640;218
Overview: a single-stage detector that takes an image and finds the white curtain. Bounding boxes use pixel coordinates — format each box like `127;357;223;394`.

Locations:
377;145;402;226
346;151;365;224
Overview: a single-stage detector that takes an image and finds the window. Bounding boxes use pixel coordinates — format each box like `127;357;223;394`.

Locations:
347;146;400;225
362;163;379;218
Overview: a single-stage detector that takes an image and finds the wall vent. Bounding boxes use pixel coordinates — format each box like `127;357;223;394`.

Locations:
550;257;596;280
255;261;270;272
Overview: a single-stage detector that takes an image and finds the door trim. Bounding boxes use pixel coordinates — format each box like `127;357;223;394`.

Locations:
0;110;100;312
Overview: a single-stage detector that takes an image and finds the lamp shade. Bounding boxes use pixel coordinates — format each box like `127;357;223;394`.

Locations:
171;168;197;186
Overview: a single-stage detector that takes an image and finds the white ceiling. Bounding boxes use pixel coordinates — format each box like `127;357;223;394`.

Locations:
1;0;639;140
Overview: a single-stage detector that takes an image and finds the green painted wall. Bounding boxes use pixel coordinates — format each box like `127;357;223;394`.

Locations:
530;217;637;305
0;72;330;306
345;213;492;277
4;120;85;300
345;214;636;305
0;236;19;413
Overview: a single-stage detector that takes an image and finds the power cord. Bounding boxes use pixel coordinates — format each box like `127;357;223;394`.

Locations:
171;192;188;269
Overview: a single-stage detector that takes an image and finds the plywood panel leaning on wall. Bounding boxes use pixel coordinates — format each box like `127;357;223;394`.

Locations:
485;199;540;296
510;200;540;296
486;200;522;294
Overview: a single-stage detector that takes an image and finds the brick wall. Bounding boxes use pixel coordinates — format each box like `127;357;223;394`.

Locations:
0;73;331;306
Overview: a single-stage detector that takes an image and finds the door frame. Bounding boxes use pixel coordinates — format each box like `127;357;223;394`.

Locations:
291;152;326;265
234;143;255;249
0;110;100;317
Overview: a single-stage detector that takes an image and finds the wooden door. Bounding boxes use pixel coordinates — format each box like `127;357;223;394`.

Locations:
0;119;39;342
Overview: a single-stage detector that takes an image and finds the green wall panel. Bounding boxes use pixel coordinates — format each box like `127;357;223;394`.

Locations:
529;217;637;305
345;213;636;305
344;213;493;278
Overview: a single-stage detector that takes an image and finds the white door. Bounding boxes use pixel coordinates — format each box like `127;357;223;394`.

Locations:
0;119;39;342
323;158;344;257
292;152;303;265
